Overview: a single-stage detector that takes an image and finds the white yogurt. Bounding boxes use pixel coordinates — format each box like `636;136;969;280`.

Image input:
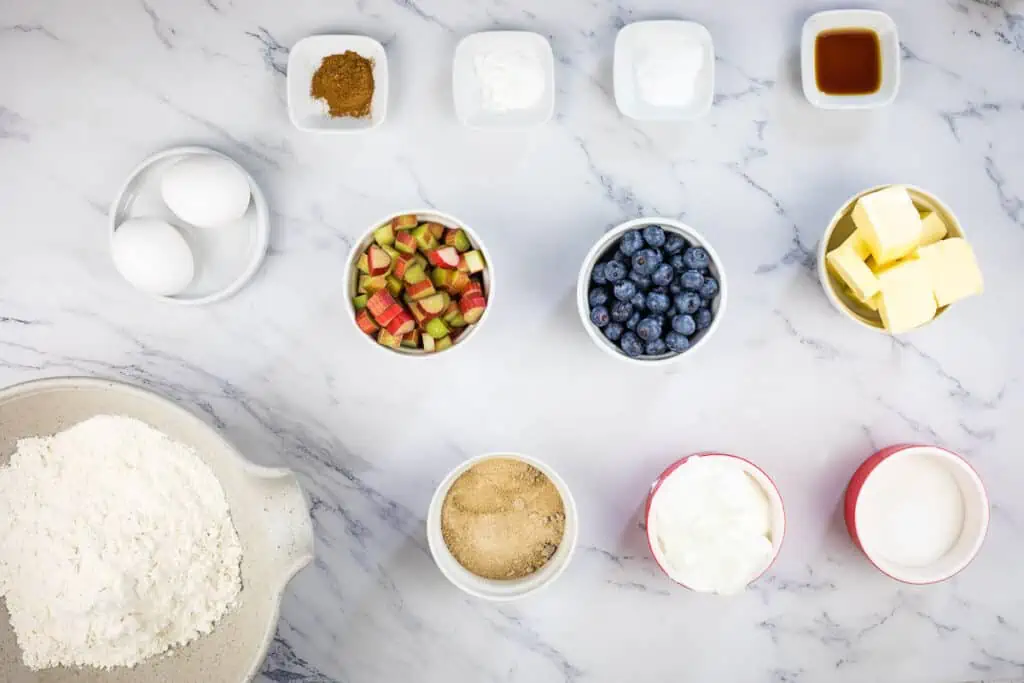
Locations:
649;456;775;595
857;452;965;567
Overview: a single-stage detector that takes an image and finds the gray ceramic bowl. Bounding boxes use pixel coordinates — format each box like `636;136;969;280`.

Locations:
0;377;314;683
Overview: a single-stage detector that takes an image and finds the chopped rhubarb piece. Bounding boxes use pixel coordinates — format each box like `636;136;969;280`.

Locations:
366;290;397;319
355;310;378;334
428;247;460;269
424;318;449;339
391;214;418;230
385;310;415;336
374;224;395;247
406;279;436;301
394;230;418;255
377;328;401;349
366;245;392;276
463;250;485;273
460;294;486;324
376;303;404;327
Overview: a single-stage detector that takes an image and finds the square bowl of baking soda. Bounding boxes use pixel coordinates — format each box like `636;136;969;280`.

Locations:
614;20;714;121
287;35;388;133
453;31;555;130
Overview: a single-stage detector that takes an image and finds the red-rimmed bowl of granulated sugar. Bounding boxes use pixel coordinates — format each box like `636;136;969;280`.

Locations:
426;452;579;601
845;444;989;584
644;452;786;594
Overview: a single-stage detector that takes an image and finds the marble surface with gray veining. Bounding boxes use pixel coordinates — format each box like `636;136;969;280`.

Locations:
2;1;1024;681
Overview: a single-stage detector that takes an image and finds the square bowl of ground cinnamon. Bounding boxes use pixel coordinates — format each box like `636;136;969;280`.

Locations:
287;35;388;133
427;452;579;601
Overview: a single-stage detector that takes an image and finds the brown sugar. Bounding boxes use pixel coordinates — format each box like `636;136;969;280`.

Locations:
441;458;565;580
310;51;374;118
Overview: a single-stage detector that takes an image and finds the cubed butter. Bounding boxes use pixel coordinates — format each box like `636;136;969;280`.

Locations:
827;242;879;301
875;259;937;334
918;210;949;247
835;229;872;260
917;237;983;307
852;187;923;266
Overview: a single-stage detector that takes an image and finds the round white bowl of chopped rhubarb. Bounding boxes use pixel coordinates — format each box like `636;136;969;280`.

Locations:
346;210;493;356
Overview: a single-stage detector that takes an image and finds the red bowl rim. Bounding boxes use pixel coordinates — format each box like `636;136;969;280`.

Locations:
644;452;786;592
844;443;990;585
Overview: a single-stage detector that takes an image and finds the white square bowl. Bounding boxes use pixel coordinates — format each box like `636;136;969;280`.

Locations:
801;10;899;110
453;31;555;129
287;35;388;133
613;20;714;121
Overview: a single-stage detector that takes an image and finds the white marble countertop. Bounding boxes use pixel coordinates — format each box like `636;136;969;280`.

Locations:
2;1;1023;681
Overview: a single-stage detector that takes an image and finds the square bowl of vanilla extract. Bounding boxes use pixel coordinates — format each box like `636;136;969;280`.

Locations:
801;10;900;110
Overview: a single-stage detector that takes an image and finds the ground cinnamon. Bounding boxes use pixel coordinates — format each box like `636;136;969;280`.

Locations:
310;51;374;118
441;458;565;580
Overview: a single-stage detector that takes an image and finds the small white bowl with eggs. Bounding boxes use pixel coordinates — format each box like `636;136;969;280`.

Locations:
108;146;270;305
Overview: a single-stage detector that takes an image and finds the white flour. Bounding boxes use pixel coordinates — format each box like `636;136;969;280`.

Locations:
0;415;242;670
474;49;544;112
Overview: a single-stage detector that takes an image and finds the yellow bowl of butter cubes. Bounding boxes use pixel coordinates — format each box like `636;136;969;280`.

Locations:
818;184;983;334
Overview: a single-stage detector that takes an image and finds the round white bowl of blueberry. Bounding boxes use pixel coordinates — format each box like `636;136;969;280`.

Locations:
577;218;726;363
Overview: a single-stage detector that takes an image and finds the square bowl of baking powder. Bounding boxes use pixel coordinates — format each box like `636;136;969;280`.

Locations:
453;31;555;130
614;20;715;121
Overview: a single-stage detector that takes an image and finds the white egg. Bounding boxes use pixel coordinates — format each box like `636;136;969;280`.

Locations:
160;155;252;228
112;218;195;297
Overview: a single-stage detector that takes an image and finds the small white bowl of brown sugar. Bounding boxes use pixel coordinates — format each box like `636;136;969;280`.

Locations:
427;453;578;600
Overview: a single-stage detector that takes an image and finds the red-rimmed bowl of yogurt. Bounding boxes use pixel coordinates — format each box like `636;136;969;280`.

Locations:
644;452;786;594
845;444;989;584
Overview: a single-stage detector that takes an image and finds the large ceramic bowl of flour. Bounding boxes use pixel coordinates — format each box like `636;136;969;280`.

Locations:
0;377;315;683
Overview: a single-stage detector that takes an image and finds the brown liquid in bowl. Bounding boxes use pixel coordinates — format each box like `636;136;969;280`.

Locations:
815;28;882;95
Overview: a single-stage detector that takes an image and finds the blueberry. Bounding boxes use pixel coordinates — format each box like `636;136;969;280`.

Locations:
619;230;644;257
651;263;674;287
589;287;609;307
636;316;663;342
674;292;702;315
626;311;641;330
664;234;688;255
591;263;608;285
669;253;687;273
646;291;671;314
680;269;705;291
652;286;669;295
632;249;661;276
613;250;629;263
613;279;637;301
631;292;647;310
665;332;691;353
628;271;652;289
603;322;624;342
620;332;643;357
645;338;668;356
683;247;710;271
590;306;609;327
642;225;666;248
672;314;696;336
696;308;713;329
669;282;683;295
604;260;627;283
700;276;719;300
610;300;633;323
